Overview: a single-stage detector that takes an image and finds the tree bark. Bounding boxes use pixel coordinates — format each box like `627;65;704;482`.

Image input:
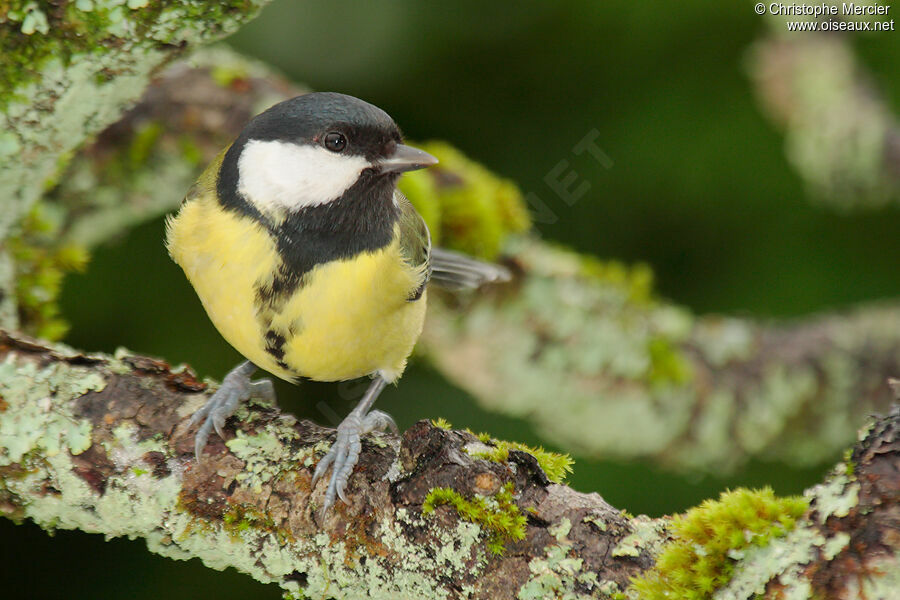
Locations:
0;0;272;239
0;1;272;332
0;331;897;599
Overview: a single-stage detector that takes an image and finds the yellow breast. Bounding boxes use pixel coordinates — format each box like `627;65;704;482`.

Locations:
166;192;427;383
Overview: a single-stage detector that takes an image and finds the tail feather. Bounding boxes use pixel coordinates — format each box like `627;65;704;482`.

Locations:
429;247;511;290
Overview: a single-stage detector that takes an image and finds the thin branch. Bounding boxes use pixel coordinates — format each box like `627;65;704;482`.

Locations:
51;46;305;250
748;30;900;208
424;242;900;470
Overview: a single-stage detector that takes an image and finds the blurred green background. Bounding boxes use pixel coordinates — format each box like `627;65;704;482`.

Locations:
3;2;899;598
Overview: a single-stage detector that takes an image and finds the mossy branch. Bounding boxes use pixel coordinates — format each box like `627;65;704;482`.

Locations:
1;0;272;240
19;47;900;473
0;331;897;599
0;1;273;333
424;242;900;471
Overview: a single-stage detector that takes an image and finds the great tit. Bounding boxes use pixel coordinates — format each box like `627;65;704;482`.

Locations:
166;92;509;512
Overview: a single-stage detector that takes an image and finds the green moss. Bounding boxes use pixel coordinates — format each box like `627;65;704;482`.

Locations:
398;141;531;259
468;442;508;463
464;429;574;484
646;337;693;385
398;164;441;236
842;448;856;477
0;0;266;107
126;122;164;170
177;135;205;167
422;482;526;555
221;502;291;543
95;120;169;184
578;252;656;305
211;63;250;88
7;202;89;340
629;487;808;600
430;417;453;430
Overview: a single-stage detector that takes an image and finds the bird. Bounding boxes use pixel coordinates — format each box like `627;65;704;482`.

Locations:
165;92;509;512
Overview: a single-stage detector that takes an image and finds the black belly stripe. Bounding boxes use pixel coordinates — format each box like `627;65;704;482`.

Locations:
257;172;400;306
219;136;402;303
256;265;304;308
264;330;286;359
219;153;405;372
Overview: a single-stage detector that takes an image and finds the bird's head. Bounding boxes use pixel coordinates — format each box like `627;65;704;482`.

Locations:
218;92;437;215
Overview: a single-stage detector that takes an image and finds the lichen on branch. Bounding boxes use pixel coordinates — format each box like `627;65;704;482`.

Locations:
0;332;897;599
748;30;900;208
0;332;643;599
423;240;900;471
0;0;272;242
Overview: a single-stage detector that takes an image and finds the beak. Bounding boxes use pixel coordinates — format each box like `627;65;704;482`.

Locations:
379;144;439;173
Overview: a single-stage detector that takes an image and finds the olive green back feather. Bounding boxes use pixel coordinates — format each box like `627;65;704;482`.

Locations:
395;190;432;300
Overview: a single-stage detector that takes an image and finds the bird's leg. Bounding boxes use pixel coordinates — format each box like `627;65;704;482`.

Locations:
190;360;276;459
312;375;397;512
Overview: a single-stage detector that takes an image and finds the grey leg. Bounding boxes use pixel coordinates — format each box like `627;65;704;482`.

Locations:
190;361;276;459
312;375;397;512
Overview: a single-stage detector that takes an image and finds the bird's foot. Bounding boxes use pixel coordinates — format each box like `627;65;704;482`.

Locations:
190;361;275;460
312;408;397;512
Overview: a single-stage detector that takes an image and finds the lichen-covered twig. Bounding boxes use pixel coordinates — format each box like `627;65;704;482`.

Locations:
30;49;900;472
0;1;273;334
0;0;272;240
424;240;900;471
48;46;303;250
748;28;900;208
0;330;646;599
0;331;897;599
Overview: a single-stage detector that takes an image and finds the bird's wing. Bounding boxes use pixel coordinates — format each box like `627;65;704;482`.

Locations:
429;246;511;290
394;190;510;293
395;191;432;301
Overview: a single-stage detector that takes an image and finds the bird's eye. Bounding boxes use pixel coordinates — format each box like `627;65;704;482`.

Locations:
323;132;347;152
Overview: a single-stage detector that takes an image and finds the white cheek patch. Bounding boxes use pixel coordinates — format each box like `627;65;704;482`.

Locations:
237;139;370;212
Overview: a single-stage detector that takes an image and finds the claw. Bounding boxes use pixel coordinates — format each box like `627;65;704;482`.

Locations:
312;375;393;513
189;400;212;426
311;450;335;487
194;417;212;459
363;409;398;435
191;361;273;461
322;438;351;511
213;413;226;440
